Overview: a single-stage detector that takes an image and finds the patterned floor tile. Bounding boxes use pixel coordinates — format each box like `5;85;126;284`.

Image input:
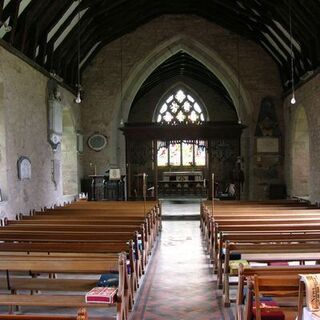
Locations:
130;220;236;320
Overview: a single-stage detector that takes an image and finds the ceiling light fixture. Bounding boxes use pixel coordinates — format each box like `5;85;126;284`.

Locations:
289;0;296;105
75;0;82;104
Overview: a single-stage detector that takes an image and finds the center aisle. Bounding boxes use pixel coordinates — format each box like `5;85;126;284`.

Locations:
130;220;235;320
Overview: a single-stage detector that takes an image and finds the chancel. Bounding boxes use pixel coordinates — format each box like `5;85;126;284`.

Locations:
0;0;320;319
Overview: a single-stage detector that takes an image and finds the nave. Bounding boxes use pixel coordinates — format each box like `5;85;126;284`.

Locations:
1;199;320;320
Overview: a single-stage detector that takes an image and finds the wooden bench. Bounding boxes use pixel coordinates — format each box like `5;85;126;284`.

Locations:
24;210;159;251
0;254;127;320
237;264;320;306
0;308;87;319
200;201;320;252
0;241;138;300
222;241;320;306
0;201;162;319
7;219;153;272
0;230;143;289
245;274;301;320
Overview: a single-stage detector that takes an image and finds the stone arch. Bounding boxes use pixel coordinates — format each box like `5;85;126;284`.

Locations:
114;35;254;171
151;81;210;123
0;80;8;201
120;35;252;124
291;104;310;198
61;106;78;196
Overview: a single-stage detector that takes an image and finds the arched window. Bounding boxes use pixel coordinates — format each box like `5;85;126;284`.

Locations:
156;89;206;124
156;88;207;167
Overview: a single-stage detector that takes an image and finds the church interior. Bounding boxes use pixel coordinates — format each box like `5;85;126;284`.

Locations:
0;0;320;319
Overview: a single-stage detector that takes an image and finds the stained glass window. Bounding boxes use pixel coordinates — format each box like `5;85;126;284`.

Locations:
169;143;181;166
195;141;206;166
156;88;205;125
155;89;207;167
182;141;194;166
157;142;168;166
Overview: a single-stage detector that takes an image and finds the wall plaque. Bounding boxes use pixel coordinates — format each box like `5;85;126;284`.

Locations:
256;137;279;153
17;156;31;180
88;133;108;151
47;79;62;151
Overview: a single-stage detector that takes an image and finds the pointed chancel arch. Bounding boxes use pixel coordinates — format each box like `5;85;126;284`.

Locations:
291;105;310;198
114;35;254;170
118;35;252;125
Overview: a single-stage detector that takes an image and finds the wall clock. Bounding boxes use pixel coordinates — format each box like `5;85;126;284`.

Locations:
87;133;108;151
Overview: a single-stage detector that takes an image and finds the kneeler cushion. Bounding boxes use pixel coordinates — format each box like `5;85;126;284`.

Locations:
222;248;241;260
97;273;119;287
229;260;249;276
252;301;285;320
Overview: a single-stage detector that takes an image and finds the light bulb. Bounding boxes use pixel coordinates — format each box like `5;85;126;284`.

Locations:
75;91;81;104
120;118;124;126
290;93;296;105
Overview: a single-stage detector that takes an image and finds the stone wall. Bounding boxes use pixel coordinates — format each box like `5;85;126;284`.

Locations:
82;14;283;199
284;73;320;203
0;45;81;219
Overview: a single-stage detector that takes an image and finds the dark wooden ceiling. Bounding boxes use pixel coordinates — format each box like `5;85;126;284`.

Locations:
133;51;234;109
0;0;319;92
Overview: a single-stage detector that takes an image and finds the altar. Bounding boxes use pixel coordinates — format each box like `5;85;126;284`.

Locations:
158;171;207;197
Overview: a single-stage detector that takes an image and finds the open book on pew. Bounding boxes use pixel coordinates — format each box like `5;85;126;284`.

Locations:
85;287;118;304
300;274;320;320
302;308;320;320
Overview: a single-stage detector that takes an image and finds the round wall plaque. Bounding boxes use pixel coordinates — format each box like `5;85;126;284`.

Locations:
87;133;108;151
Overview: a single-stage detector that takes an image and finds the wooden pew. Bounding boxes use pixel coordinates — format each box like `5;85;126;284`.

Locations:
222;241;320;306
64;201;162;225
212;220;320;262
202;208;320;269
0;201;161;318
24;210;159;250
200;200;320;312
0;230;144;289
0;308;87;319
1;219;148;267
237;264;320;306
0;241;138;299
4;219;152;273
245;274;301;320
0;254;127;320
200;201;320;248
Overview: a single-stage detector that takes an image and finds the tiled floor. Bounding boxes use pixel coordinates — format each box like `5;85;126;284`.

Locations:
130;220;235;320
161;199;202;217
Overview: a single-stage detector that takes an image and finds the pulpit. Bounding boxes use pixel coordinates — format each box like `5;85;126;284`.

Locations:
88;174;126;201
